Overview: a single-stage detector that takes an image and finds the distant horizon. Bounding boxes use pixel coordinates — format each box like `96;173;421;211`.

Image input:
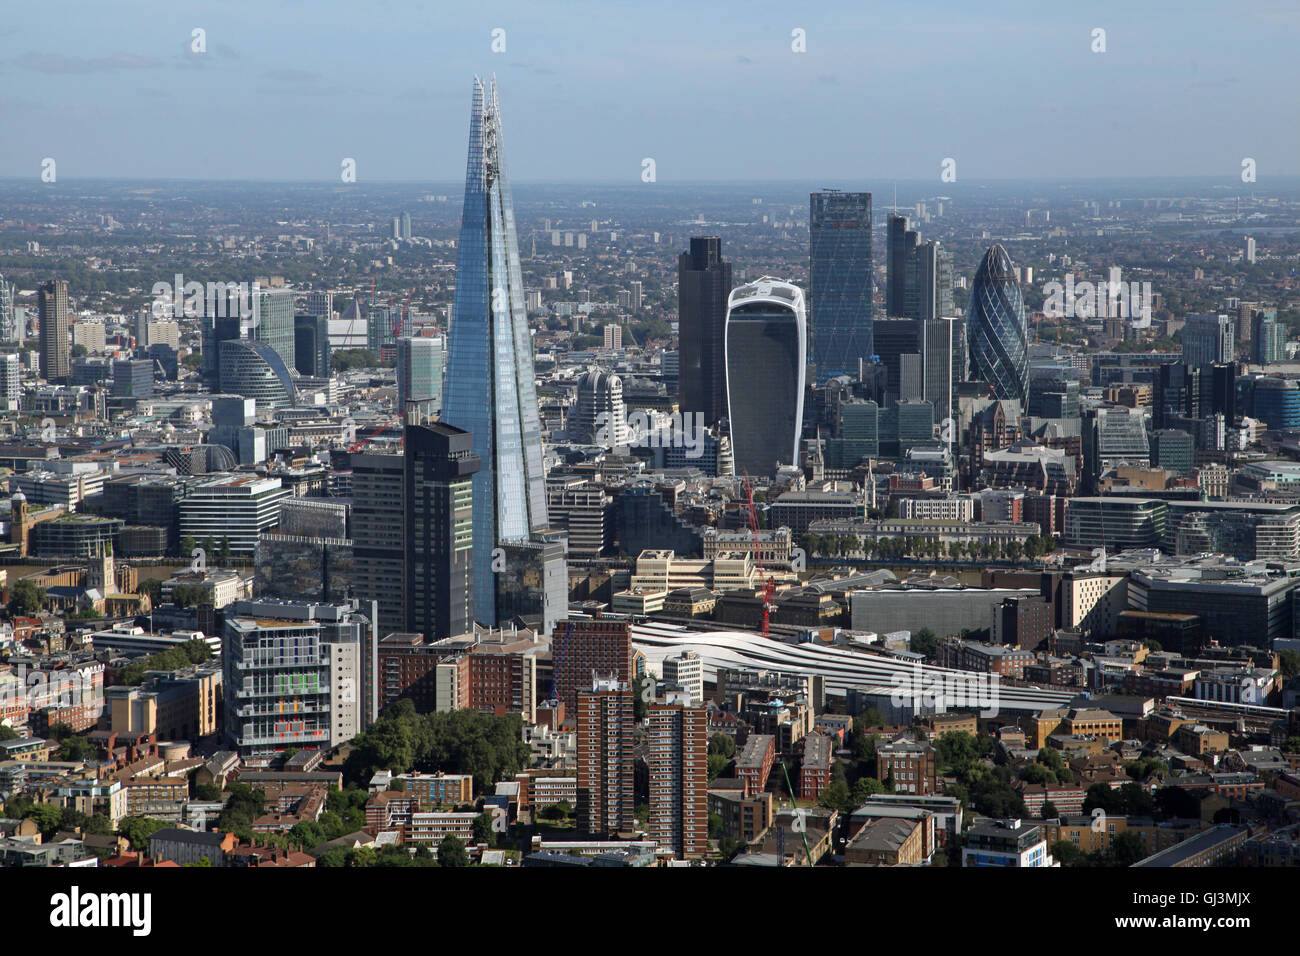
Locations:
1;2;1295;181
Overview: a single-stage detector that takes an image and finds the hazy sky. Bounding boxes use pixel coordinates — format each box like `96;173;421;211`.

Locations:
1;0;1296;183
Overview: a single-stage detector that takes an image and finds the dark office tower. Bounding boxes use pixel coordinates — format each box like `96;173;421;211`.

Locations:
886;214;917;317
294;313;331;377
872;316;920;405
1203;362;1237;420
908;240;954;322
38;280;70;384
677;236;733;427
725;277;807;477
442;77;562;630
404;423;480;643
810;189;873;381
966;244;1029;403
202;313;243;382
351;452;406;637
921;317;960;424
1155;362;1196;429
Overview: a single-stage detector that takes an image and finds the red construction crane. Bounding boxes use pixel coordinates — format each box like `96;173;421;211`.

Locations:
347;414;405;453
743;472;776;639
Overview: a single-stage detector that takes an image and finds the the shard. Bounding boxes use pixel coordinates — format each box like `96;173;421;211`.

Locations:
442;77;565;633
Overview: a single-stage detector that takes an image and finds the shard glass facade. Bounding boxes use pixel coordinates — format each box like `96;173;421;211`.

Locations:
443;77;557;628
966;243;1028;403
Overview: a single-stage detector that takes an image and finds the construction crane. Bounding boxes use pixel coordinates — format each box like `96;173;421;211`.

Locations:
347;414;405;453
778;760;815;867
743;472;776;640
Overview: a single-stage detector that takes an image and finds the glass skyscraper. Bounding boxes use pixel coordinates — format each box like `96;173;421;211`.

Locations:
725;277;806;477
678;236;733;427
251;287;295;374
810;190;873;381
397;334;445;418
966;243;1029;403
442;77;562;631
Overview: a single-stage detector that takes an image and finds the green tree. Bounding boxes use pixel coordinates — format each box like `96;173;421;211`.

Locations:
1111;831;1147;866
473;810;497;848
708;733;736;759
7;579;46;617
437;835;468;867
117;816;168;851
910;628;938;658
25;803;64;838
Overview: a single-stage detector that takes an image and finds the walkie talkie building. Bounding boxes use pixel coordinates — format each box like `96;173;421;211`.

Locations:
966;243;1029;403
442;77;565;633
725;277;807;478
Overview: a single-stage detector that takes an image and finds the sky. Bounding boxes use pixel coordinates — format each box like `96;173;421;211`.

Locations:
0;0;1296;184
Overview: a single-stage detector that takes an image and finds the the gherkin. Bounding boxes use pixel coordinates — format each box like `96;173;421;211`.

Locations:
966;243;1028;402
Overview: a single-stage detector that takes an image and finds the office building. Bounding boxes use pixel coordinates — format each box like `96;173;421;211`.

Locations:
405;423;480;643
38;279;71;384
441;77;564;629
677;237;733;427
1252;310;1284;364
725;277;806;477
1182;314;1234;368
570;369;627;445
177;475;292;555
396;334;445;419
810;189;873;380
966;244;1028;402
294;313;332;378
351;452;406;638
111;358;154;400
219;339;297;410
661;651;704;704
886;214;918;317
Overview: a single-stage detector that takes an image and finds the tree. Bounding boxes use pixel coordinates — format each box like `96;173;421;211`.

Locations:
437;835;468;867
1040;800;1059;820
118;816;168;851
25;803;63;838
708;733;735;759
138;577;164;606
1052;839;1086;867
473;810;497;848
910;628;938;658
7;579;46;617
1279;649;1300;680
708;812;724;839
1111;831;1147;866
